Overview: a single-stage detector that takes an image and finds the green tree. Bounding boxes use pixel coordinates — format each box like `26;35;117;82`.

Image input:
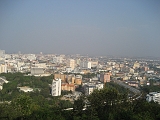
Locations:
11;94;39;119
87;87;129;119
73;95;85;116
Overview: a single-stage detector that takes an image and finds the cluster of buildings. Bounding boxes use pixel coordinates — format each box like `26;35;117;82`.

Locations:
1;49;160;101
0;50;98;75
51;72;107;96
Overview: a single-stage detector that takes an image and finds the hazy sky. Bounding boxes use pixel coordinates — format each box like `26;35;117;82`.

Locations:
0;0;160;57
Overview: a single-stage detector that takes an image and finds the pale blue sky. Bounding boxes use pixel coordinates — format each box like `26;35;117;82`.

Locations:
0;0;160;57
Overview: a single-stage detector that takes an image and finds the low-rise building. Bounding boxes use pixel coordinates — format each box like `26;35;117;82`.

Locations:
127;80;139;87
31;67;44;75
0;77;9;90
84;82;104;95
17;86;33;92
75;78;82;85
146;92;160;104
61;83;75;91
54;73;67;82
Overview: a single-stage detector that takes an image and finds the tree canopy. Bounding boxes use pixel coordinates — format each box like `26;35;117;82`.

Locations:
0;73;160;119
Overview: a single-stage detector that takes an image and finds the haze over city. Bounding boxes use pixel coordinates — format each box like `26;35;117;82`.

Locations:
0;0;160;57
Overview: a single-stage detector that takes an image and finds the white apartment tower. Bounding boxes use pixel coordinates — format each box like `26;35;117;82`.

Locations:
52;79;61;96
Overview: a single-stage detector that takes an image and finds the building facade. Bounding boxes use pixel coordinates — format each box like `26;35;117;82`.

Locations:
54;73;67;82
84;82;103;95
146;92;160;104
61;83;75;91
68;59;75;70
52;79;61;96
0;50;5;58
80;61;91;69
31;67;44;75
0;64;7;73
100;73;111;83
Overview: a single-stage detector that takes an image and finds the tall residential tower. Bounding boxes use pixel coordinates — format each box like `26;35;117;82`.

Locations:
52;79;61;96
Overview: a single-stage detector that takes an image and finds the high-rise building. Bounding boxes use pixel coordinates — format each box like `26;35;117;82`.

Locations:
0;50;5;58
52;79;61;96
68;59;75;70
75;59;80;66
0;64;7;73
80;61;91;69
91;61;98;68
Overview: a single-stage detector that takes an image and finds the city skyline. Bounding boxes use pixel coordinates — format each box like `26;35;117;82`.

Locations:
0;0;160;57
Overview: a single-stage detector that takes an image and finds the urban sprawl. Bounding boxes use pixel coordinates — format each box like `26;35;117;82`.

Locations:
0;49;160;103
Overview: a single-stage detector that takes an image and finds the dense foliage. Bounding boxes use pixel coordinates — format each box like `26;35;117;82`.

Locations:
0;73;160;119
141;85;160;94
141;78;160;94
0;73;54;101
72;87;160;120
82;73;96;78
1;88;160;120
106;82;129;94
